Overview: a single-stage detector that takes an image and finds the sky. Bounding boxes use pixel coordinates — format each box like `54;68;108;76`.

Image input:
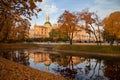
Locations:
30;0;120;28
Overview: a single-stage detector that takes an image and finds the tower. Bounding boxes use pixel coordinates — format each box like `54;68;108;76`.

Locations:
44;6;51;27
46;9;49;22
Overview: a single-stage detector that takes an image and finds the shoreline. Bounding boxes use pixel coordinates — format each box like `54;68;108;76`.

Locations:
54;49;120;58
0;43;120;58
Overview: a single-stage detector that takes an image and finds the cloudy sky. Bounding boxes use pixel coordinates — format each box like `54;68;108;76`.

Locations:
30;0;120;28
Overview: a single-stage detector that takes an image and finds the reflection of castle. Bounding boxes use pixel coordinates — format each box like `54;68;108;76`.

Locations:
29;52;51;71
29;52;51;64
29;52;89;66
29;52;93;73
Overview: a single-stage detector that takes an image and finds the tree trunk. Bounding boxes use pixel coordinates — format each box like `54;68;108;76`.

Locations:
70;39;72;45
98;25;102;46
90;24;99;45
88;33;91;43
110;39;114;46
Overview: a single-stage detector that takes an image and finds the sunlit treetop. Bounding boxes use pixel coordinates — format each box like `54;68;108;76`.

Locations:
103;11;120;39
0;0;42;19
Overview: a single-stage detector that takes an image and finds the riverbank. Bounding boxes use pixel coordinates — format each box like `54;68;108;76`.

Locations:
0;42;56;50
55;45;120;58
55;45;120;54
0;57;65;80
0;42;120;56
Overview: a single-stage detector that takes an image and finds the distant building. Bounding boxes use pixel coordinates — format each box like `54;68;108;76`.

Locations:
29;13;96;42
29;12;52;39
73;26;96;42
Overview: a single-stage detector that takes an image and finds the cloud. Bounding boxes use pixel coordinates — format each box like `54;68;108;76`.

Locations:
49;5;58;14
29;0;59;27
94;0;117;5
90;5;109;19
36;0;58;14
94;0;110;4
94;0;120;7
89;0;120;19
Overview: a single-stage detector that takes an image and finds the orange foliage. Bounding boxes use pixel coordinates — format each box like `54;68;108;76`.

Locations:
0;0;42;42
58;10;78;45
103;11;120;39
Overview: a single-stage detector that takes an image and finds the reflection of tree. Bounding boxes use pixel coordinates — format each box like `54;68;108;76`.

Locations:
57;56;77;79
0;50;29;66
50;54;70;67
17;50;29;65
89;60;99;79
50;54;77;79
49;54;108;80
88;59;106;80
104;61;120;80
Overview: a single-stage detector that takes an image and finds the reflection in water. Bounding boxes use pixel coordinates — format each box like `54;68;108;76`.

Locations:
29;52;51;72
0;50;120;80
0;50;29;66
104;61;120;80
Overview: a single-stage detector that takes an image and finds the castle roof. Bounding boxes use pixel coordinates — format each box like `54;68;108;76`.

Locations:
44;21;51;25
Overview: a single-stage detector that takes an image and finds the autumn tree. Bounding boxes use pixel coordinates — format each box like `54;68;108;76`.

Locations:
103;11;120;45
59;29;68;41
78;8;102;45
0;0;42;42
58;10;79;45
49;28;68;41
93;13;103;45
49;28;59;41
85;25;93;43
8;17;30;41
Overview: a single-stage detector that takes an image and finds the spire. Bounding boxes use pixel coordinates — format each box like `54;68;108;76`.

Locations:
34;18;37;27
34;23;37;27
46;14;49;22
44;6;51;26
45;6;50;22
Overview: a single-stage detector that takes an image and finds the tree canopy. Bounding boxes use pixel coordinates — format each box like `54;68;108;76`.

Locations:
0;0;42;42
103;11;120;39
0;0;42;18
78;8;102;45
58;10;79;45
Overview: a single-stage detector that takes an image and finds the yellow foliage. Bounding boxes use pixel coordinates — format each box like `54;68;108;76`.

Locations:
58;10;78;42
103;11;120;39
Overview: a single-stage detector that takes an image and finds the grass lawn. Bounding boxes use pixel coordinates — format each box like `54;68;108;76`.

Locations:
56;45;120;54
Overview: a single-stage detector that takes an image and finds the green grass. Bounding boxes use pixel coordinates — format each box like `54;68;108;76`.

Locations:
56;45;120;54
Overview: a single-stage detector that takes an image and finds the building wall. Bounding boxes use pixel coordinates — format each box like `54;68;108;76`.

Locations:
29;24;97;42
29;25;49;38
73;27;96;42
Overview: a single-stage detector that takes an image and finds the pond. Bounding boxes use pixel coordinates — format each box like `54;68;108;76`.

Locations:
0;49;120;80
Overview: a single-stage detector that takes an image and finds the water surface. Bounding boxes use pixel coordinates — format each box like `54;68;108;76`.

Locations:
0;49;120;80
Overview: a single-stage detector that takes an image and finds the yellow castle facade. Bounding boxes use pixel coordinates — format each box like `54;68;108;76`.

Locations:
29;14;96;42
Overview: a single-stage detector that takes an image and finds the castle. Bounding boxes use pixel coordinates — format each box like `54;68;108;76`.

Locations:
29;13;96;42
